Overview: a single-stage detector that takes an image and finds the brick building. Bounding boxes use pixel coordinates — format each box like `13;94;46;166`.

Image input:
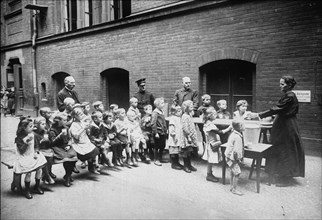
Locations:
1;0;321;150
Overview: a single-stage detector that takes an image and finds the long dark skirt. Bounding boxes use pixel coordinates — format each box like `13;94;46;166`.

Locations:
265;115;305;177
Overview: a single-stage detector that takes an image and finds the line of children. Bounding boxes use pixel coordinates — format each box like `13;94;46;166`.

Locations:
9;95;252;199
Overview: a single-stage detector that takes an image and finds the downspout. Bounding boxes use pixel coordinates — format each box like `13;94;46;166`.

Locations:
31;0;39;116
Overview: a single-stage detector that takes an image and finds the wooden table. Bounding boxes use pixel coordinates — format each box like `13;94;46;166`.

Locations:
220;142;272;193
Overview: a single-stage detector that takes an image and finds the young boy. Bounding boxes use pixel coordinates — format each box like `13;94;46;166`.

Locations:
89;111;113;167
109;104;119;121
114;108;133;167
93;101;105;113
225;119;245;196
216;99;232;144
151;97;168;166
128;110;151;164
39;107;53;131
197;94;214;146
127;97;141;122
140;104;154;161
102;111;123;166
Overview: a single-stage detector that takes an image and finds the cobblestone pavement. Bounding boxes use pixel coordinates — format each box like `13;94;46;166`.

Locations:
1;115;321;220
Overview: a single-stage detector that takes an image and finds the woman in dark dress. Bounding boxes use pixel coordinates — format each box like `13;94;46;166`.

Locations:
252;76;305;187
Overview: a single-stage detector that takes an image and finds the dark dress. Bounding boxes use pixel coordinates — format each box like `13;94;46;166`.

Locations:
259;91;305;178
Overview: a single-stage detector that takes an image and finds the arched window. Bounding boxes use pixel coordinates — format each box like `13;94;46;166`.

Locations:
41;82;47;100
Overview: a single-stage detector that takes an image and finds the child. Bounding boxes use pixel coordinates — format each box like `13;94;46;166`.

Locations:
93;101;105;113
225;119;245;196
181;100;198;173
89;111;113;167
202;107;222;182
33;117;55;185
167;105;184;170
197;94;213;117
109;104;119;121
151;97;168;166
39;107;53;132
216;99;232;144
81;102;91;118
103;111;123;166
114;108;132;167
14;117;47;199
197;94;213;144
63;97;75;128
233;100;252;120
49;112;78;187
127;110;151;164
69;108;100;174
216;99;231;119
140;104;154;161
127;97;141;122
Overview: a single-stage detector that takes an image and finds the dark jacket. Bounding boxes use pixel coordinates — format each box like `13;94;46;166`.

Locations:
57;87;80;112
151;108;167;136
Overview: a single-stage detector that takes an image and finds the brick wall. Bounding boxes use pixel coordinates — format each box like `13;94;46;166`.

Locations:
4;0;322;148
131;0;181;14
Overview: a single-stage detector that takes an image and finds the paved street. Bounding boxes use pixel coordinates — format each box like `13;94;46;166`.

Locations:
1;115;321;220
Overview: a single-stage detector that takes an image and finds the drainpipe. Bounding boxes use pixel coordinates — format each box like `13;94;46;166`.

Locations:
31;0;39;116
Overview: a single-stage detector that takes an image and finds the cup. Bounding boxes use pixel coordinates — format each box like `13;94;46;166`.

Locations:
43;134;49;140
62;128;67;135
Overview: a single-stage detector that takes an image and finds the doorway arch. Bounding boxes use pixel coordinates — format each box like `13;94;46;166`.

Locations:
51;72;70;107
101;68;129;109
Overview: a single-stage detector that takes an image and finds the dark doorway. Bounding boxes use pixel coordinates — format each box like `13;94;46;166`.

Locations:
101;68;129;109
200;59;255;114
7;58;23;116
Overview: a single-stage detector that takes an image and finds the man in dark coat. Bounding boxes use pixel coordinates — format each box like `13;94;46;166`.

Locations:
57;76;80;112
173;77;199;116
133;78;155;115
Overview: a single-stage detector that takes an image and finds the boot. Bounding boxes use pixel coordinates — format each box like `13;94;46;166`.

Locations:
106;152;114;167
183;157;191;173
175;154;184;169
47;158;56;178
134;151;141;162
144;149;151;163
72;165;80;174
131;154;138;167
42;166;55;185
88;160;100;174
24;181;33;199
187;156;197;172
206;173;219;182
63;174;72;187
170;155;182;170
11;173;22;193
34;179;44;194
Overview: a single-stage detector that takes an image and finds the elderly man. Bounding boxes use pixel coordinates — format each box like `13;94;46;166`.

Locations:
57;76;80;112
133;78;155;115
173;77;199;115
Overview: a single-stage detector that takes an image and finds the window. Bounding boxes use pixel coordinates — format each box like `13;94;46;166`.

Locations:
201;59;255;114
62;0;77;31
41;82;47;100
7;0;22;13
84;0;93;27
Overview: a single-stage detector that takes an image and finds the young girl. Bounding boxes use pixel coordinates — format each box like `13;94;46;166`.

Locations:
69;108;100;174
49;112;78;187
167;105;184;170
233;100;252;120
14;117;47;199
33;117;55;185
151;97;168;166
225;119;245;196
202;107;222;182
103;111;123;166
181;100;198;173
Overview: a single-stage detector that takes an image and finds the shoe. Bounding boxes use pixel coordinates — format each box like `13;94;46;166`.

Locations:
131;158;138;167
81;162;86;169
160;159;169;163
171;163;183;170
206;174;219;182
63;175;74;182
64;177;71;187
154;160;162;166
127;158;134;166
25;190;33;199
33;186;44;194
89;169;100;174
115;160;121;166
183;166;191;173
135;154;141;162
231;189;244;196
49;172;57;179
188;165;197;172
72;166;80;173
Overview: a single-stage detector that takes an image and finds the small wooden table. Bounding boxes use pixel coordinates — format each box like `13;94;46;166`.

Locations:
220;142;272;193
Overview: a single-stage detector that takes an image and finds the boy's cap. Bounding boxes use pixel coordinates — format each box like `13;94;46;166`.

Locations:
136;78;146;86
92;101;103;106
